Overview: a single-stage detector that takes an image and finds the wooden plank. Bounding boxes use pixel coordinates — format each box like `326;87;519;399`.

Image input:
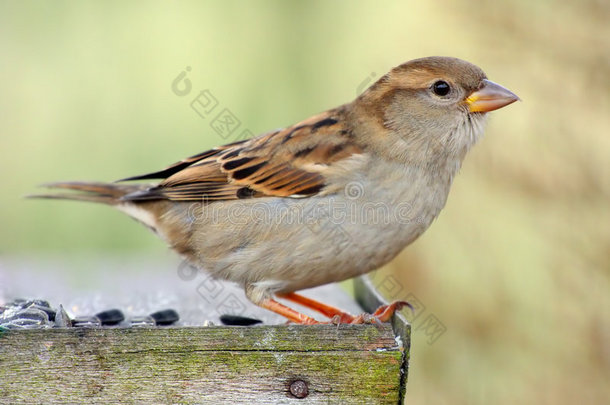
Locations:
354;275;412;404
0;324;403;404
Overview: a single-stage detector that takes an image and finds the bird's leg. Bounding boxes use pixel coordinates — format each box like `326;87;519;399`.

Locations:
246;285;327;324
280;293;411;324
279;292;357;323
257;297;324;325
250;287;410;325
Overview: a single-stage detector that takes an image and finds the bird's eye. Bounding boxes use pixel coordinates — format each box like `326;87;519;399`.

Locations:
432;80;451;96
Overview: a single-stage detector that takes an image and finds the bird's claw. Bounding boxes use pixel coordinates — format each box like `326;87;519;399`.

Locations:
329;300;411;325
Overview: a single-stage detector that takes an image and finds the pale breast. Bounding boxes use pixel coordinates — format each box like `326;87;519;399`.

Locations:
184;157;459;294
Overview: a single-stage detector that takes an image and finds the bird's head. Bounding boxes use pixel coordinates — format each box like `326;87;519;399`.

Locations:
355;56;519;164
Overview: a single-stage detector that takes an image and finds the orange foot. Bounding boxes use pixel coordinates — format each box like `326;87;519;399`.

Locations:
258;292;411;325
345;301;412;324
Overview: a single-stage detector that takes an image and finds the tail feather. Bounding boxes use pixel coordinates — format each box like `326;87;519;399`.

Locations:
28;182;147;205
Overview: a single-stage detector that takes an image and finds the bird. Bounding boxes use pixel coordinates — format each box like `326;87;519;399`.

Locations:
32;56;519;324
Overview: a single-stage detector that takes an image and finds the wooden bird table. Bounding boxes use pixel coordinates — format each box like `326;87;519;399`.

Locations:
0;258;410;404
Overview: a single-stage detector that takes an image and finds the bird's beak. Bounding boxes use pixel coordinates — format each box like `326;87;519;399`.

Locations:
465;79;519;113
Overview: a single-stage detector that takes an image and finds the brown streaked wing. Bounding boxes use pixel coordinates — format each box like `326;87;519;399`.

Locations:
123;108;361;202
117;139;249;182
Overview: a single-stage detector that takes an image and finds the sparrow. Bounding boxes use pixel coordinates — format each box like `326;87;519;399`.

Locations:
33;56;519;324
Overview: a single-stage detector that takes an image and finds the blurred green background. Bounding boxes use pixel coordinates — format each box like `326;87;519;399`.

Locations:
1;1;608;404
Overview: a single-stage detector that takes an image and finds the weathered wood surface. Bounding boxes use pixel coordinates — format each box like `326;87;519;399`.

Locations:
355;275;412;403
0;324;405;404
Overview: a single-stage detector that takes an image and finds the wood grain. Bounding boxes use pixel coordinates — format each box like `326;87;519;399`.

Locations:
0;324;404;404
